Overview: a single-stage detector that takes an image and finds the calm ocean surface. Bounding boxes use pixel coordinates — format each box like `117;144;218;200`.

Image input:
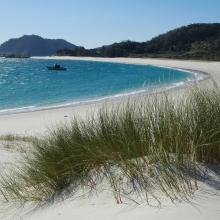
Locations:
0;58;198;113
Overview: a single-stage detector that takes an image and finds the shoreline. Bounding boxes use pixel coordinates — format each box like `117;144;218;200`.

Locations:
0;57;219;136
0;69;207;116
0;58;208;116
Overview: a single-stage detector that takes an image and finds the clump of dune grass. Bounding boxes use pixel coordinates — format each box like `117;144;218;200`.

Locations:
0;134;38;153
0;134;37;143
0;88;220;205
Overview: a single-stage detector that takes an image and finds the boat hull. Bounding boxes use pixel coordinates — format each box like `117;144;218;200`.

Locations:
46;66;67;71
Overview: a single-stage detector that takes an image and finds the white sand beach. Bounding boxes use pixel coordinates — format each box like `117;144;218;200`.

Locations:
0;58;220;220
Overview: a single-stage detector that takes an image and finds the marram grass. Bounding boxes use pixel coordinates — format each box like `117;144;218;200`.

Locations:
0;88;220;205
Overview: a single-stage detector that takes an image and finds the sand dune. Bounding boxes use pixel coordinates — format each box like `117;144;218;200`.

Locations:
0;57;220;219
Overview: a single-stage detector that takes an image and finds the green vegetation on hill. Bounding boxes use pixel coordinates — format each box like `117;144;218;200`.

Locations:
57;23;220;60
1;87;220;205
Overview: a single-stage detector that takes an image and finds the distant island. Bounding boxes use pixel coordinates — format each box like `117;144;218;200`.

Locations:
57;23;220;61
2;53;31;58
0;35;76;56
0;23;219;60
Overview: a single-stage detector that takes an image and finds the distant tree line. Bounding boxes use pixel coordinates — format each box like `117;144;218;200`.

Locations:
57;23;220;61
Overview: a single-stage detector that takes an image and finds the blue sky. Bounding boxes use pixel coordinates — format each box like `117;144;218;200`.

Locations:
0;0;219;48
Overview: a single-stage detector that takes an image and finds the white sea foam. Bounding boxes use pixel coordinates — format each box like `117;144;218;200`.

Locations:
0;106;36;114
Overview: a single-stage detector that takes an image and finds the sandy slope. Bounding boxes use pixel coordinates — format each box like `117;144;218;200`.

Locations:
12;174;217;220
26;187;220;220
1;146;219;220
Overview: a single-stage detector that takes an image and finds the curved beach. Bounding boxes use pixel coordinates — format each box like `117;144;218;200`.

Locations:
0;58;220;220
0;57;219;136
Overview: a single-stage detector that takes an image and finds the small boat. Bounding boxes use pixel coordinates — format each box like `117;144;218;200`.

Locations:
46;64;67;71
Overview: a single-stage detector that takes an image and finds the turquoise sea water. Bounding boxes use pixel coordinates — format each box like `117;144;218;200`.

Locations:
0;58;198;113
